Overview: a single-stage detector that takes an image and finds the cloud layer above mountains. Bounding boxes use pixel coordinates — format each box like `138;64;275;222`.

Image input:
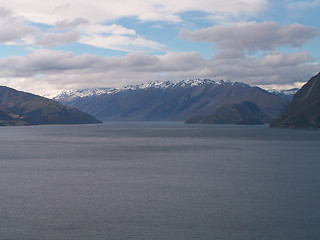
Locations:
1;49;318;96
0;0;319;95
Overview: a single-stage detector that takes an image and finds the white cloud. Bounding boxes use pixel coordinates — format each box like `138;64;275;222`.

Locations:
0;0;268;52
82;23;136;36
0;49;318;96
79;34;167;52
0;5;167;52
73;22;166;52
180;21;320;52
50;20;165;52
0;0;268;24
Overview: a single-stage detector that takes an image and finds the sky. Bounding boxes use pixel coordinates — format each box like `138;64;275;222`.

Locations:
0;0;319;96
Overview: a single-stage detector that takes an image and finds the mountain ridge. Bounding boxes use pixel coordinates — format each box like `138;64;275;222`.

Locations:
54;79;297;102
53;79;238;101
54;79;290;122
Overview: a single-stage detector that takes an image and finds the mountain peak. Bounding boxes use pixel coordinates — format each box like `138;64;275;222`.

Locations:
140;80;174;89
175;79;218;87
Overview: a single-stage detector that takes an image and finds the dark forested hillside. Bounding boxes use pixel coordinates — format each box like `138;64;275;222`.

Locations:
270;73;320;129
0;86;102;126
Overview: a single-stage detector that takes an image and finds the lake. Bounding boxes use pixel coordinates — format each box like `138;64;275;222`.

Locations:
0;122;320;240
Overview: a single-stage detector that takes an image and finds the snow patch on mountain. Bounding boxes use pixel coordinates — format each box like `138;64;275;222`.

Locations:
53;79;245;100
53;88;116;101
267;88;299;96
175;79;217;87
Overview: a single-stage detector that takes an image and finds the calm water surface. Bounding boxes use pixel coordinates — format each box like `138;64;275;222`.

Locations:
0;122;320;240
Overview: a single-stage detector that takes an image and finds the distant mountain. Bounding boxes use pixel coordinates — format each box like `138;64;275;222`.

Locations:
54;79;290;122
267;88;299;101
53;80;176;101
185;101;267;125
54;88;118;102
270;72;320;129
0;86;102;126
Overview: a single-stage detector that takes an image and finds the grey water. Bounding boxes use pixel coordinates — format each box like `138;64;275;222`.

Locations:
0;122;320;240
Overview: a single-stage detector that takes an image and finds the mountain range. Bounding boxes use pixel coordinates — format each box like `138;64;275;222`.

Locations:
270;72;320;129
0;86;102;126
54;79;291;123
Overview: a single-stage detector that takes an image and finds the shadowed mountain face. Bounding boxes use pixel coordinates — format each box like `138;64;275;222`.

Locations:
185;101;268;125
55;80;289;122
270;72;320;129
0;86;102;126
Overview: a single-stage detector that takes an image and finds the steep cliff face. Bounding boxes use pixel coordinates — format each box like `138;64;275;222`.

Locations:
0;86;102;126
270;72;320;129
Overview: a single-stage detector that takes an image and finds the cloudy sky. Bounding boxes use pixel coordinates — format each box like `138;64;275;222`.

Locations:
0;0;319;96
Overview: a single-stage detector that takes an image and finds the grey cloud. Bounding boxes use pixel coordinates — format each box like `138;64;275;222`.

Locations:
0;50;206;77
55;18;90;30
0;13;38;43
0;6;11;17
0;50;103;77
260;51;311;67
158;52;207;72
36;31;80;47
180;21;320;52
51;3;71;14
0;49;318;96
207;50;318;85
109;51;207;73
119;52;160;70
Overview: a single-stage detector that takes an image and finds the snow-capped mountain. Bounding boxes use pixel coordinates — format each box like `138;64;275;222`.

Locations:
267;88;299;101
54;78;290;122
53;88;117;101
54;79;236;101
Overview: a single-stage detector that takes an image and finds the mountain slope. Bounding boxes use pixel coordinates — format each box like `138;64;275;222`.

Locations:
268;88;299;101
0;86;102;126
270;73;320;129
185;101;268;124
55;79;290;122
